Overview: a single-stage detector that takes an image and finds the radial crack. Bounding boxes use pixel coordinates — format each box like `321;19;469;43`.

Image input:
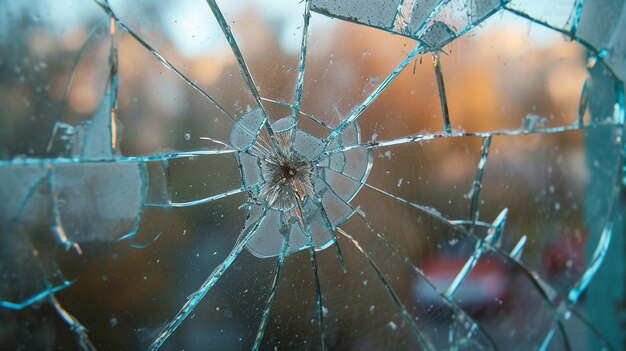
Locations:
92;0;235;121
325;167;574;344
318;43;425;159
339;198;498;348
166;185;252;208
292;0;312;129
251;215;291;350
337;227;435;351
295;199;328;351
204;0;286;157
149;212;266;350
307;191;348;272
329;125;590;156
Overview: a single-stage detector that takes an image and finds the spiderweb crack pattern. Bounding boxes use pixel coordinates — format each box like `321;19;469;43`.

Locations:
0;0;625;350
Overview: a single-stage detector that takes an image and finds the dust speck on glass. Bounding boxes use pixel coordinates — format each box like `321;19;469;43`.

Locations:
1;0;625;350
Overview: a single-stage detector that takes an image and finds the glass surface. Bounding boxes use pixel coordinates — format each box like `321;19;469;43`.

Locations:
1;0;625;350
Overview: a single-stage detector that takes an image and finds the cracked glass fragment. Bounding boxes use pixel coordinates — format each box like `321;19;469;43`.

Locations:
470;0;501;22
52;163;143;241
505;0;579;30
78;91;118;160
1;0;625;350
230;108;266;151
576;0;626;81
420;21;457;49
407;0;446;35
310;0;402;30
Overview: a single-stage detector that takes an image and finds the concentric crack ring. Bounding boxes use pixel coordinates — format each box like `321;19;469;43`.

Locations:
230;109;372;258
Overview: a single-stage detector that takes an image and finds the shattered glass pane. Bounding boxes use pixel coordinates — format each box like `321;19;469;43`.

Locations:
1;0;625;350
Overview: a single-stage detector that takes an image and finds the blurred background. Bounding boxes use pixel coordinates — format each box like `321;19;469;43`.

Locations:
0;0;624;350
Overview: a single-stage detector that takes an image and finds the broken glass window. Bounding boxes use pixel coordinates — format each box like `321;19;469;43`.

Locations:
1;0;625;350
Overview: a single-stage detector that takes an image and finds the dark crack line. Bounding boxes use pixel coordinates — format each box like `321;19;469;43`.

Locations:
433;53;452;134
